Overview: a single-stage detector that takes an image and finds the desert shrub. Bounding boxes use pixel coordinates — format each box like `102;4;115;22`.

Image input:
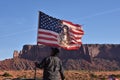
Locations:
89;73;97;78
17;75;27;79
2;72;12;77
100;77;106;80
111;74;120;78
115;74;120;78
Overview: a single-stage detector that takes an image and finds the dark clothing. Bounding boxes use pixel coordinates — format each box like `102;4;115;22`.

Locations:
36;56;65;80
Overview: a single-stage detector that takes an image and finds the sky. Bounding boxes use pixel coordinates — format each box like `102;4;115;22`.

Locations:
0;0;120;60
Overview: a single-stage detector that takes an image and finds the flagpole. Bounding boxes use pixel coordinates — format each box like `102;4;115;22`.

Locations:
37;11;41;45
34;11;41;80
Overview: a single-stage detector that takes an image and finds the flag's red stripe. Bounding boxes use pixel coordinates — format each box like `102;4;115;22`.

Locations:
70;30;84;35
70;29;84;33
71;36;82;40
61;46;79;50
62;20;81;27
70;42;82;44
38;36;58;41
38;31;57;38
78;30;84;33
70;28;84;32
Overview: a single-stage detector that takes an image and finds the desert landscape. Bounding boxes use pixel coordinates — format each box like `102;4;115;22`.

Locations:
0;44;120;80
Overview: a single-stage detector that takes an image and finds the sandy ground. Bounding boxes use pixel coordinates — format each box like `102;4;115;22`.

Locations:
0;70;120;80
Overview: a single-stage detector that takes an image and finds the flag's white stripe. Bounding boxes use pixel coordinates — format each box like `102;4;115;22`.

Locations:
71;39;82;43
38;34;57;39
38;29;59;36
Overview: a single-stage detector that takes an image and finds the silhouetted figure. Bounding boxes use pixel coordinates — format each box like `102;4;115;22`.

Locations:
35;48;65;80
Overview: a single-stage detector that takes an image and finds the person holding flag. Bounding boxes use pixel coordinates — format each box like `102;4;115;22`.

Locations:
36;11;84;80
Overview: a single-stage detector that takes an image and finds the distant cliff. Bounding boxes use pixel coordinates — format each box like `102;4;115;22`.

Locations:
19;44;120;60
19;44;120;70
0;44;120;71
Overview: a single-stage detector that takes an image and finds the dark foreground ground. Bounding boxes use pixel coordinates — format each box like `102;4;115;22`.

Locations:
0;70;120;80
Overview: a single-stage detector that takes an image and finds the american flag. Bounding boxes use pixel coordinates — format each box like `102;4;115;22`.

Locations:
37;11;84;50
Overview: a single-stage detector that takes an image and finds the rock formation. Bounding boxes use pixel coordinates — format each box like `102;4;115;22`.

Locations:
13;50;19;58
1;44;120;71
0;58;34;70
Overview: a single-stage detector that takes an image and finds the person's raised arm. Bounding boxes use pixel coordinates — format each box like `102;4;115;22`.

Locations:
35;58;46;69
